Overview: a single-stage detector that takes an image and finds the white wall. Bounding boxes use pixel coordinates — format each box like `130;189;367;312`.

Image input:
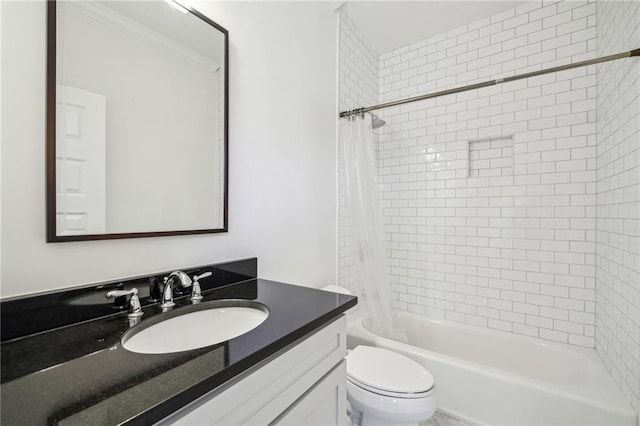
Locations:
0;1;3;289
0;0;339;298
595;0;640;418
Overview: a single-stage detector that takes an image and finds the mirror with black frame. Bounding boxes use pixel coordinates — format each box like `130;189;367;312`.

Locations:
47;0;228;242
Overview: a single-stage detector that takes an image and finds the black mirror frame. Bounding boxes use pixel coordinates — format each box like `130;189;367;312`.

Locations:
46;0;229;242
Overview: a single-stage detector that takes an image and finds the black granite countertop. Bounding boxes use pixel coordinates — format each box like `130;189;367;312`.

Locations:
0;259;356;425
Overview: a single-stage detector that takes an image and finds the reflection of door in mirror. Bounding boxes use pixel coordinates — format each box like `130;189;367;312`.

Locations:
56;85;106;235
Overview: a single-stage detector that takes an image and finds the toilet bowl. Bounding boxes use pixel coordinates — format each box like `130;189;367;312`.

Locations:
345;345;436;426
321;283;437;426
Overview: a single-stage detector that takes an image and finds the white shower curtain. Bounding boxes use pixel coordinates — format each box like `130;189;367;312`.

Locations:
339;114;398;339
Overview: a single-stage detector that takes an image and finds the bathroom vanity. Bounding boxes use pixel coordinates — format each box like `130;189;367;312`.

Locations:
0;258;356;424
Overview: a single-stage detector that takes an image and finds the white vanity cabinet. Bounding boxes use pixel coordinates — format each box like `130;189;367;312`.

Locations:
159;316;347;426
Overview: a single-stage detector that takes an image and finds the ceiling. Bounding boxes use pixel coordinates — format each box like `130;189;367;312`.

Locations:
343;1;528;54
98;0;225;64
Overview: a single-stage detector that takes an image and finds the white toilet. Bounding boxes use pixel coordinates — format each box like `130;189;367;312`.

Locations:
321;285;437;426
345;345;436;426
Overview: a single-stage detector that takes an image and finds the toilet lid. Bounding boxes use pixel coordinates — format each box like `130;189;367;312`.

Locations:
346;346;434;394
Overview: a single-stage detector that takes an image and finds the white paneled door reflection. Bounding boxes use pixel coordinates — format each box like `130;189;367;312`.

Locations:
56;85;106;235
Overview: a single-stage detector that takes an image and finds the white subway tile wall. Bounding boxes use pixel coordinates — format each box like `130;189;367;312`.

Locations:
337;11;379;291
376;0;598;348
338;12;378;112
596;0;640;415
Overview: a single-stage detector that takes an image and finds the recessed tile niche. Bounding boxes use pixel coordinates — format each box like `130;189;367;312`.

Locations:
467;135;514;178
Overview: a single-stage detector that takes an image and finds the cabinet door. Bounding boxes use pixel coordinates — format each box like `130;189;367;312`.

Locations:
160;316;346;425
274;360;347;426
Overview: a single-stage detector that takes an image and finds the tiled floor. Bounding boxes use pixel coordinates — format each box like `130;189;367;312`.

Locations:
421;411;471;426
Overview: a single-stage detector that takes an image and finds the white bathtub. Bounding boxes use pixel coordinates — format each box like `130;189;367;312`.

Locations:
347;311;636;426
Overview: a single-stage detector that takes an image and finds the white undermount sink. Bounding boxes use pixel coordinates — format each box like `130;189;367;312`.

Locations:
121;300;269;354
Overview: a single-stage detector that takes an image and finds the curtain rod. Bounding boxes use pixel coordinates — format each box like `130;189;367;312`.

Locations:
339;48;640;118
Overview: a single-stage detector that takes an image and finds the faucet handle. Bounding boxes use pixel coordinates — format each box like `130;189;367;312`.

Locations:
190;272;211;303
106;288;138;298
191;281;203;303
193;271;212;282
106;288;143;320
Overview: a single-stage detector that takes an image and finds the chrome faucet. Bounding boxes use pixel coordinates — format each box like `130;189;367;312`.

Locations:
160;271;193;309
